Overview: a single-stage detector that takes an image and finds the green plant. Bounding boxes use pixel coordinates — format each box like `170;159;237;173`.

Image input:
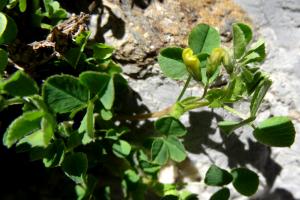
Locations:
0;2;296;199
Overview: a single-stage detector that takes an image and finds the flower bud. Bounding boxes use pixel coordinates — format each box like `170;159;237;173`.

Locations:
221;49;234;74
182;48;201;81
206;48;224;77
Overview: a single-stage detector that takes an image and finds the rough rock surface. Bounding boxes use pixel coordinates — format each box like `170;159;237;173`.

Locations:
91;0;300;199
90;0;250;77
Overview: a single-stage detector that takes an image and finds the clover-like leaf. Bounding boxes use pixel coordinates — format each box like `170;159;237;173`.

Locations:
233;23;252;59
62;152;88;184
205;165;233;186
63;31;90;68
188;24;221;55
100;76;115;110
254;116;295;147
231;168;259;196
93;43;114;60
151;136;186;165
43;75;89;113
43;139;65;168
166;136;186;162
79;71;110;95
151;138;169;165
241;40;266;65
250;77;272;116
3;70;39;96
19;0;27;12
112;140;131;158
3;111;43;148
155;117;187;137
218;117;255;135
0;12;17;44
209;187;230;200
158;47;188;80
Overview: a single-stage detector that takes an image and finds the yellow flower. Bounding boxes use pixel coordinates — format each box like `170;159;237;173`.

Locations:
182;48;201;81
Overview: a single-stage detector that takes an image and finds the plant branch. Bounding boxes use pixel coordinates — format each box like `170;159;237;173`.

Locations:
223;105;248;119
177;75;192;102
116;106;172;121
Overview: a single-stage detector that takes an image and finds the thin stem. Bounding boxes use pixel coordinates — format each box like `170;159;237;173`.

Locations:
200;84;209;100
6;97;24;105
117;100;209;121
183;101;210;111
223;105;248;120
8;58;24;71
177;75;192;102
116;106;172;121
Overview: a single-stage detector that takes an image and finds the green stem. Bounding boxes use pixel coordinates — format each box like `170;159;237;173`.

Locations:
200;84;209;100
223;105;248;120
6;97;24;106
184;101;210;111
177;75;192;102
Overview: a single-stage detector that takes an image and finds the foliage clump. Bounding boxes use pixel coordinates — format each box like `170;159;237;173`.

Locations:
0;1;296;199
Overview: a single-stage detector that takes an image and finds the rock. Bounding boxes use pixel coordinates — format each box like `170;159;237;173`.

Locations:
90;0;250;77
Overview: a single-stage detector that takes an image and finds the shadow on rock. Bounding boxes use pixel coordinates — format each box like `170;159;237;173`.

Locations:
254;188;299;200
184;110;282;189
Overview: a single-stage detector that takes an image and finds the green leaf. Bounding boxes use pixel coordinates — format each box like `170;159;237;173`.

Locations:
204;165;233;186
17;130;45;147
124;169;140;183
0;0;8;11
78;113;93;145
231;168;259;196
93;43;114;60
79;71;110;95
218;117;255;135
206;88;226;108
155;117;187;137
43;75;89;113
19;0;27;12
188;24;221;54
151;136;186;165
250;77;272;116
62;152;88;183
138;150;160;174
208;65;221;84
63;31;90;68
241;40;266;66
233;23;252;59
112;140;131;158
0;12;7;38
101;109;113;120
0;48;7;73
86;101;94;138
254;116;296;147
209;187;230;200
3;111;43;148
158;47;188;80
165;136;186;162
0;13;17;44
41;113;56;146
100;76;114;110
151;138;169;165
225;75;245;102
75;175;98;200
241;66;264;95
245;39;266;62
197;53;210;85
3;70;38;96
43;139;65;167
